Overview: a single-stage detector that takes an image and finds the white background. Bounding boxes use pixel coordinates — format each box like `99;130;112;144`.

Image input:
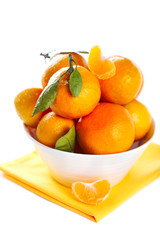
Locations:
0;0;160;239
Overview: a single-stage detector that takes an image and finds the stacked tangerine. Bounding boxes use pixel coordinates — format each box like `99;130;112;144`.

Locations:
14;46;152;155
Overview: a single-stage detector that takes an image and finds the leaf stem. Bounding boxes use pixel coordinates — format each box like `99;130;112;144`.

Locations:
72;59;78;68
59;68;70;78
68;54;74;75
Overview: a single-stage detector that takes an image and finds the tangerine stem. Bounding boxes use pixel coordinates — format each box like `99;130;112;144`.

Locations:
68;54;74;75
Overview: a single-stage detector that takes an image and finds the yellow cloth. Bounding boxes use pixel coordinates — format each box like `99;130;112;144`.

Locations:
0;142;160;222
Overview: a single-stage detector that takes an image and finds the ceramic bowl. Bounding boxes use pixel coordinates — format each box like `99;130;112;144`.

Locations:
24;120;155;187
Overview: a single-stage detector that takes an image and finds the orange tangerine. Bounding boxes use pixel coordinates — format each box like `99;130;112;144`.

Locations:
100;56;143;104
124;99;152;140
76;102;135;154
36;112;74;148
50;66;101;119
14;88;44;127
41;52;88;89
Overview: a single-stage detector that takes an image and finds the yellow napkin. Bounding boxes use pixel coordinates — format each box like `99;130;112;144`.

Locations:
0;142;160;222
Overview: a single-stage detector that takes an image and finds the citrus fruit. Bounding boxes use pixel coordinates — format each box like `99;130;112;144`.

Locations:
36;112;74;148
41;52;88;89
124;99;152;141
50;66;101;119
72;179;111;205
76;102;135;154
88;45;116;80
100;56;143;104
14;88;44;127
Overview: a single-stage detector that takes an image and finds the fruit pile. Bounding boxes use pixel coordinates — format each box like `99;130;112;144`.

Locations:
14;46;152;155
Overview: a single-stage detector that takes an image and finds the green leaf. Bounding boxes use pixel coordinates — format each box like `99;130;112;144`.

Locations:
55;125;76;152
32;77;60;116
69;67;83;97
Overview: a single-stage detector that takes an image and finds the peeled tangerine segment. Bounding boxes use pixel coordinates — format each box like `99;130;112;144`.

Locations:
72;179;111;205
88;46;116;80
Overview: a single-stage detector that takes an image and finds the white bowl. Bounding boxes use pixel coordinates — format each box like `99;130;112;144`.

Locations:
24;120;155;187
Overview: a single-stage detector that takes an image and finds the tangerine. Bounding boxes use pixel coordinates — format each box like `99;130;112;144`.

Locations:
50;66;101;119
41;52;88;89
100;56;143;104
76;102;135;154
14;88;44;127
36;112;74;148
124;99;152;140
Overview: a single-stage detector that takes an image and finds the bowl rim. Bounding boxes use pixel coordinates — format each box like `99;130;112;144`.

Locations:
23;119;155;158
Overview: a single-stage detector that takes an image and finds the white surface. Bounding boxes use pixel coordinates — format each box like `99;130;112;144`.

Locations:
0;0;160;239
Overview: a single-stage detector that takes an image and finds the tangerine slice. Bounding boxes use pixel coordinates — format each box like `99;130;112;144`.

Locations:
88;46;116;80
72;179;111;205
